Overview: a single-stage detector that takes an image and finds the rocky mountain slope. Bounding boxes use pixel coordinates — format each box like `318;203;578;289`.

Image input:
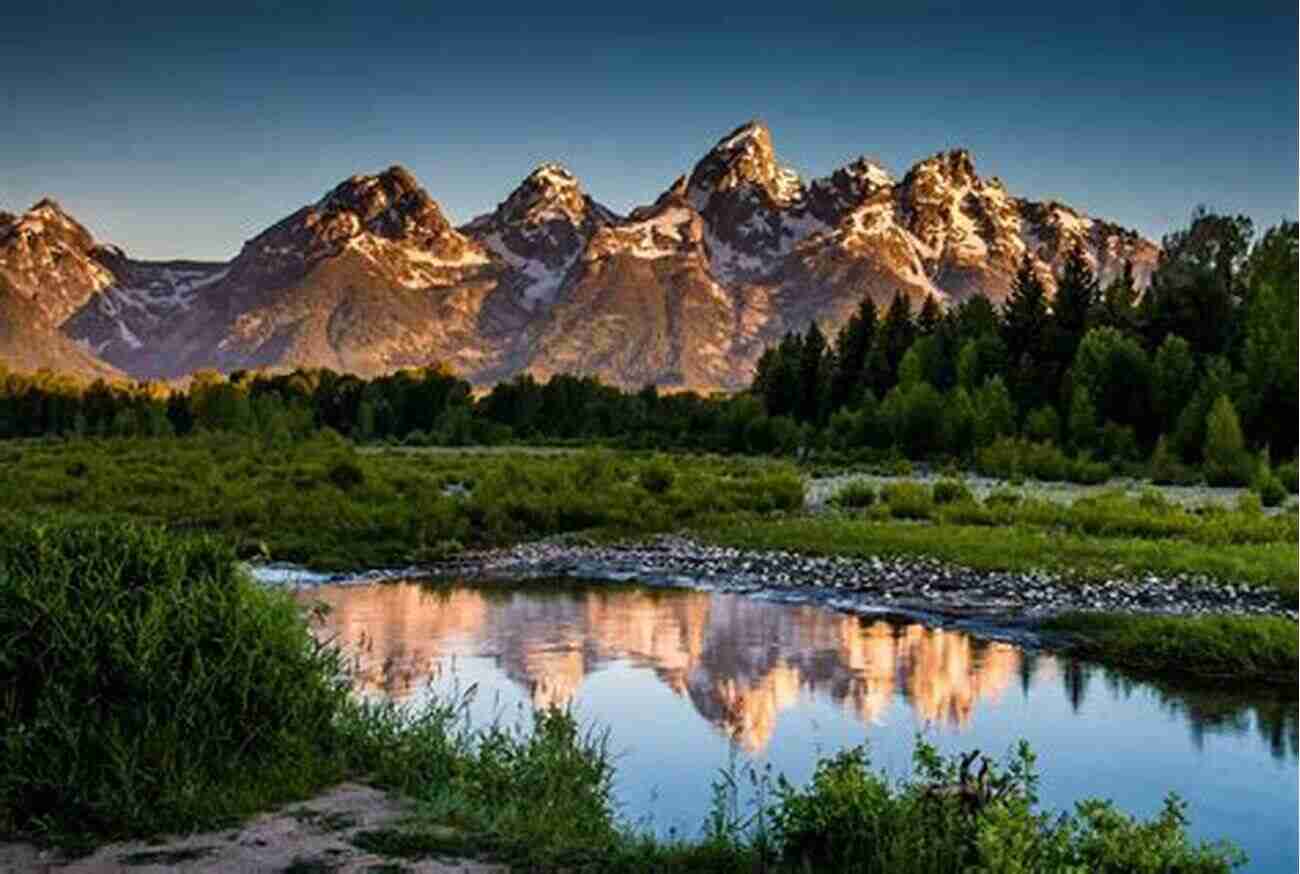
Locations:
2;122;1158;388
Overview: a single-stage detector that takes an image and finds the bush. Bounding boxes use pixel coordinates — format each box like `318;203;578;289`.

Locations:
1279;461;1300;495
1252;468;1287;508
1021;441;1068;482
1235;491;1263;515
327;457;366;490
1204;396;1253;487
1023;406;1061;443
881;482;934;519
637;458;676;495
985;489;1022;509
1066;454;1112;485
0;518;351;839
975;436;1020;479
932;479;973;505
1150;436;1196;486
831;480;876;508
771;740;1242;874
1099;421;1140;461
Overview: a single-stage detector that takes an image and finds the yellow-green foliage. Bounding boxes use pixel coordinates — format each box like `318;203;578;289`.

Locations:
0;437;805;570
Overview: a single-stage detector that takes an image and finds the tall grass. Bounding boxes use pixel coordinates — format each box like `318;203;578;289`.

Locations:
0;517;353;841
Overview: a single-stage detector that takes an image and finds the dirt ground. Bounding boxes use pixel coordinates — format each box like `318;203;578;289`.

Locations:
0;784;504;874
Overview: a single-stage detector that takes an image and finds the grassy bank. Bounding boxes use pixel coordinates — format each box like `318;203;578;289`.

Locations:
701;491;1299;601
1039;612;1299;682
0;517;1247;871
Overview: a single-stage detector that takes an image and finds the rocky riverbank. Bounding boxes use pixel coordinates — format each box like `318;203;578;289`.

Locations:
424;535;1296;623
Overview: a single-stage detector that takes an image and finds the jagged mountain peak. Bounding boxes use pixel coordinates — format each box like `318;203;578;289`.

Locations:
311;165;450;242
460;163;620;312
2;197;97;249
687;119;803;209
904;148;979;190
476;161;613;230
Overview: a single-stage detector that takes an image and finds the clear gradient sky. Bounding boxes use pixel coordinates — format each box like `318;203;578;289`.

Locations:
2;1;1295;260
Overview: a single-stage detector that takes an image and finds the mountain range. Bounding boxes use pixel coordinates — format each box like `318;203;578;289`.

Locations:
0;121;1159;391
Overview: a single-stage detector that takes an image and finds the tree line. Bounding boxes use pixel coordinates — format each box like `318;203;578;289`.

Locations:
0;210;1294;486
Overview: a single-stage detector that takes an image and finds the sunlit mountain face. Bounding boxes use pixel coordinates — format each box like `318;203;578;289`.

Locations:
304;580;1026;753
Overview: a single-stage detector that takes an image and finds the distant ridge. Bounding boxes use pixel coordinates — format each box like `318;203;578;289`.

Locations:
0;121;1158;389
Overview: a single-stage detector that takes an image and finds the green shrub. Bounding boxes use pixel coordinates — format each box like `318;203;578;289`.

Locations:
881;482;934;519
831;480;876;508
1252;468;1287;508
1065;454;1111;485
985;489;1022;508
1278;461;1300;495
637;458;675;495
327;457;366;490
1021;441;1068;482
771;740;1242;874
974;436;1020;479
1204;396;1253;487
1150;435;1197;485
1136;488;1174;514
0;518;351;839
1023;405;1061;443
1099;422;1140;461
1235;491;1263;515
931;479;973;505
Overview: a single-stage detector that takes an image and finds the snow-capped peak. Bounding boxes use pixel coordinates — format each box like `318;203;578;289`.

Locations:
687;119;805;209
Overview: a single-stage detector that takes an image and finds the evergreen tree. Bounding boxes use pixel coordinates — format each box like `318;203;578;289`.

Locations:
917;294;942;336
829;297;877;410
1052;245;1098;372
869;291;915;396
1094;260;1139;334
798;321;829;425
1000;256;1053;411
1203;395;1252;486
953;292;1000;341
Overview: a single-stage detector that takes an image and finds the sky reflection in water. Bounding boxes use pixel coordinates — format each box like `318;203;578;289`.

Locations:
302;581;1297;872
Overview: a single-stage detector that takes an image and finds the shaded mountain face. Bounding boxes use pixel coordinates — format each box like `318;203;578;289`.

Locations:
3;123;1158;389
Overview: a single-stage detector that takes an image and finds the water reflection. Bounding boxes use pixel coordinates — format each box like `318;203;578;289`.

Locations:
302;581;1295;760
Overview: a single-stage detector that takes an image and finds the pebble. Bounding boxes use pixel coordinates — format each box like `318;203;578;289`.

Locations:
430;534;1297;622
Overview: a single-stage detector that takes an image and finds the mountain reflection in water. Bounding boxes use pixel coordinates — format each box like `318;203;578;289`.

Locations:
302;581;1295;760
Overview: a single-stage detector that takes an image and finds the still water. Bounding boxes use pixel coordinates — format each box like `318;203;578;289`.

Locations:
301;580;1297;872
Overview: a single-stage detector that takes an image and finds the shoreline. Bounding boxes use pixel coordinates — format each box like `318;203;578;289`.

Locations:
255;533;1298;684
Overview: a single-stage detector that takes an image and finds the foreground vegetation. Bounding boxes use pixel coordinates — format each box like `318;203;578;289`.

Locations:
0;518;1249;871
1040;613;1298;682
0;435;803;569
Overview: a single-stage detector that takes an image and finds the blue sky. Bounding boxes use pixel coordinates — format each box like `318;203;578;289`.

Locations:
2;1;1295;260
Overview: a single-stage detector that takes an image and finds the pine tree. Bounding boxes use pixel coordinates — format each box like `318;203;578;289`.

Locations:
798;321;829;425
1001;256;1052;410
917;294;943;336
1095;260;1139;334
1053;245;1098;369
830;296;877;410
870;291;915;397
